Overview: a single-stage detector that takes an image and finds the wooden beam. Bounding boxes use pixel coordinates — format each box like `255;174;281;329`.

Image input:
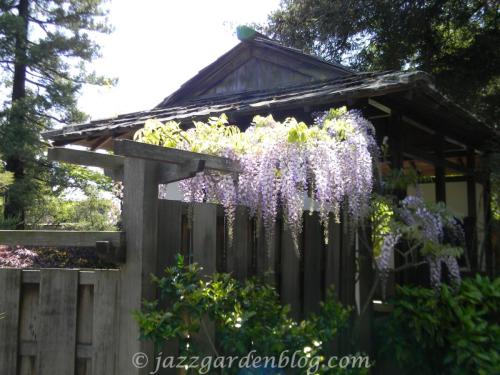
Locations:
89;136;112;151
368;98;391;114
403;146;466;173
0;230;124;248
48;147;124;170
114;140;241;173
157;159;206;184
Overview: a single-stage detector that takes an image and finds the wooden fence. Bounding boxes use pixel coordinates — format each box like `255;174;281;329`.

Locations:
0;141;374;375
0;268;120;375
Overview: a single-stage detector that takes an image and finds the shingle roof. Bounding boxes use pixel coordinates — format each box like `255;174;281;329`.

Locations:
43;70;434;144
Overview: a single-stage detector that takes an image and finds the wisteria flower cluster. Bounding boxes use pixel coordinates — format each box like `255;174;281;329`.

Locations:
135;107;377;249
374;195;465;291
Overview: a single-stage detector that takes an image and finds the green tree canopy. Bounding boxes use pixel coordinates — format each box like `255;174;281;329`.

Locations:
264;0;499;126
0;0;115;226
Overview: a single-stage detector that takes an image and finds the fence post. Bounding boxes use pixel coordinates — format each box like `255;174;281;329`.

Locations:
117;158;159;375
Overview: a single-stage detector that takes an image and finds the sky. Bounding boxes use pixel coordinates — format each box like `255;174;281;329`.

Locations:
78;0;281;121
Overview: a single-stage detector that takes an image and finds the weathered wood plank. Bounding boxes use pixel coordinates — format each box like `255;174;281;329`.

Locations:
37;269;79;375
325;219;342;297
114;139;241;173
0;268;21;374
21;342;93;358
93;270;120;375
192;203;217;275
325;219;342;355
19;283;38;344
18;282;38;375
156;200;183;375
157;159;206;184
303;213;323;316
255;220;278;283
76;285;93;346
356;223;374;355
0;230;124;248
280;223;301;319
157;200;183;274
227;206;251;281
118;158;159;375
20;269;97;285
340;217;356;308
191;203;217;357
48;147;124;170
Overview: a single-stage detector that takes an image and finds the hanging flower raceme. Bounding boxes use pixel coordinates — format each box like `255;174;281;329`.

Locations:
134;107;377;250
374;195;464;292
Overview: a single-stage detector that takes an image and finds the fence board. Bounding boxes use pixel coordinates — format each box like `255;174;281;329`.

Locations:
0;230;123;248
255;221;278;283
191;203;217;358
325;220;342;355
156;200;183;375
37;269;79;375
227;206;251;281
340;217;356;308
192;203;217;275
325;220;342;297
303;214;323;316
77;285;93;346
0;268;21;375
280;224;301;319
157;200;183;273
93;270;120;375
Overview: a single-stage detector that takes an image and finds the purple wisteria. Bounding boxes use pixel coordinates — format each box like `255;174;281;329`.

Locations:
135;108;377;251
376;195;464;291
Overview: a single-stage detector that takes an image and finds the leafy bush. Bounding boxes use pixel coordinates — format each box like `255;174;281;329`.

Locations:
135;255;367;374
377;275;500;375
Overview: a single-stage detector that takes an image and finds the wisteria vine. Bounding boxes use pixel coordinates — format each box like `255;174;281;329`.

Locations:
135;107;377;250
373;195;465;294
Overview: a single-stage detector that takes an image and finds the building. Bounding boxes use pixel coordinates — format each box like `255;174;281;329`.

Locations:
43;29;498;275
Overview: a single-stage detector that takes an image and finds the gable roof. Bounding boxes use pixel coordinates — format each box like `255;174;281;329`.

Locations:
157;32;354;107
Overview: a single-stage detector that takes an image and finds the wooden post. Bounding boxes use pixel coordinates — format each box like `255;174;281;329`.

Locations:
466;148;478;271
435;134;446;203
483;157;494;277
117;158;159;375
388;111;404;293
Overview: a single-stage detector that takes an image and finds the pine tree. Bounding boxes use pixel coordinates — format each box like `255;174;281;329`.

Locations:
0;0;114;227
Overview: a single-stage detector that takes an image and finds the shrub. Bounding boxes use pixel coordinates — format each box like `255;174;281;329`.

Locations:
135;255;368;374
376;275;500;375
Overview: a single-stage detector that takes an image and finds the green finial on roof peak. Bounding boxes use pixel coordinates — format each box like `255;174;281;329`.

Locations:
237;25;257;41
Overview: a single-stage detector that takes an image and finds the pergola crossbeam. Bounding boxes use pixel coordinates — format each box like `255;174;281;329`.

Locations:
114;139;241;173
